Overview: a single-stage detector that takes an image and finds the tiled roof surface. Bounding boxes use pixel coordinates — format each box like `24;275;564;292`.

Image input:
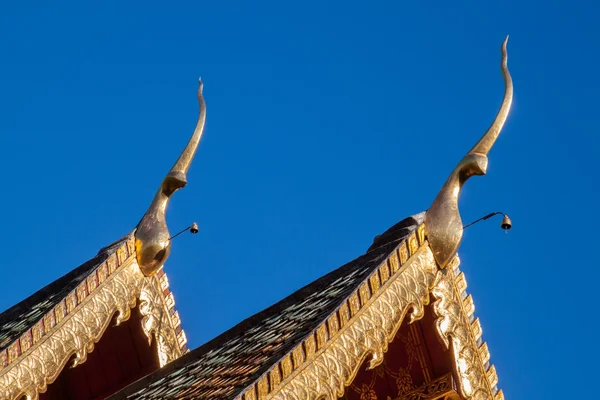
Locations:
111;213;425;400
0;235;131;352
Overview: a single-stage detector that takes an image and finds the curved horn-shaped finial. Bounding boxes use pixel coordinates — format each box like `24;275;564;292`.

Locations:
424;38;513;269
135;80;207;276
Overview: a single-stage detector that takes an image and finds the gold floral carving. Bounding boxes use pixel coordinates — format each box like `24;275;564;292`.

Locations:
0;240;185;400
396;373;459;400
139;271;183;368
240;224;502;400
432;256;503;400
261;240;438;400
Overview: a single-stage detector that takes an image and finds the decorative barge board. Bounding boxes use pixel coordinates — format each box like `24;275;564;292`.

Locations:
0;235;187;400
110;217;503;400
0;77;206;400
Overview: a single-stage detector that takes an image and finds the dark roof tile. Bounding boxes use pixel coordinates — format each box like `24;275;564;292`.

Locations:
0;234;131;351
111;213;424;400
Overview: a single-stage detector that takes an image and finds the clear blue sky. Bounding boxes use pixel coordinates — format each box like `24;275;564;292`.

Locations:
1;1;597;398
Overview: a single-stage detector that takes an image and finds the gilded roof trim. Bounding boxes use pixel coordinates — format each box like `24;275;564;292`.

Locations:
432;256;504;400
239;226;436;400
235;224;502;400
0;237;187;400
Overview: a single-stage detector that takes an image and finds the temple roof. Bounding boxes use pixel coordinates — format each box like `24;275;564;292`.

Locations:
110;213;425;400
0;232;190;400
0;235;131;356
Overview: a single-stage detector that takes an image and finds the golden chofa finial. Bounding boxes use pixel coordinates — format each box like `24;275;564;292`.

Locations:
135;79;207;276
424;37;513;269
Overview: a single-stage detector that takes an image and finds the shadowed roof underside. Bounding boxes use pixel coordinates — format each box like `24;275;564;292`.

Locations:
111;213;425;400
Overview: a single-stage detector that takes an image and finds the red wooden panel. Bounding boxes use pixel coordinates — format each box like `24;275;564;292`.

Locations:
344;303;454;400
66;355;92;400
40;305;161;400
419;302;454;377
111;314;142;379
95;314;125;389
82;338;108;398
128;307;160;375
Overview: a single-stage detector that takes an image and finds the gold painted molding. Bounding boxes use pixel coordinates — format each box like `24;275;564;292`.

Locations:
239;227;437;400
238;225;502;400
0;238;186;400
268;245;437;400
432;256;503;400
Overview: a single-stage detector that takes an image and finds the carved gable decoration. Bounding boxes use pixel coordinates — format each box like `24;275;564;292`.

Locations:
0;235;187;400
111;216;503;400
